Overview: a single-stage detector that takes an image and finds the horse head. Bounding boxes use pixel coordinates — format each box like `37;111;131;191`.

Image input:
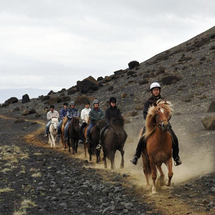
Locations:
145;100;173;138
71;117;80;131
110;116;124;129
51;118;58;131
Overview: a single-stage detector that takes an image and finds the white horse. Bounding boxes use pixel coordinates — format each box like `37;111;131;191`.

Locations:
48;118;59;147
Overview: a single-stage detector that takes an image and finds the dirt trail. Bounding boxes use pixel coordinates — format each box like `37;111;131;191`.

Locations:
1;114;215;215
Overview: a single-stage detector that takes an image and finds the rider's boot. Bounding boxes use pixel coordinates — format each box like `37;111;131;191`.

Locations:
174;157;182;166
130;137;145;165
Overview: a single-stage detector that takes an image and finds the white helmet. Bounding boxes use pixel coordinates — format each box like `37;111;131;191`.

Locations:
150;82;161;90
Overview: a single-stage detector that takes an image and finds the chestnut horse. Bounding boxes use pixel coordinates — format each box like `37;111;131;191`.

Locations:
142;100;173;194
103;117;127;169
67;117;80;154
60;116;68;149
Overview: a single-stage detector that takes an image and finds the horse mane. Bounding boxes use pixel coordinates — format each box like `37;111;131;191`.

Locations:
144;100;173;139
51;118;58;123
110;117;124;128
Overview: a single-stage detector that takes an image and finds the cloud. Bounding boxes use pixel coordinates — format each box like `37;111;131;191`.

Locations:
0;0;215;95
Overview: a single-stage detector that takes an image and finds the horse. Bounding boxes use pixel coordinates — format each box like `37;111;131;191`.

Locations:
102;117;127;169
88;119;106;163
60;116;68;149
67;117;80;154
141;100;173;194
48;118;59;147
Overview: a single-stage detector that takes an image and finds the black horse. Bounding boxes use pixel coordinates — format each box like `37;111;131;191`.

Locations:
102;117;127;169
67;117;80;154
88;119;106;163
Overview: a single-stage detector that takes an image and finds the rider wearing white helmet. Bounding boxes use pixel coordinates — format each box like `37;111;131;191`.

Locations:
130;82;182;166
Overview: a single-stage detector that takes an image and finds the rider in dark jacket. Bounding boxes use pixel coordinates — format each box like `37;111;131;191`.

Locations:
97;97;122;149
130;82;182;166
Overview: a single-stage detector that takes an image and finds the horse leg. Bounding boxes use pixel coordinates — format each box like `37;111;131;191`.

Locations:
120;148;124;169
75;140;78;154
150;158;157;194
51;134;56;147
96;149;100;163
142;155;150;190
157;165;165;186
165;158;173;186
111;151;115;170
103;149;107;168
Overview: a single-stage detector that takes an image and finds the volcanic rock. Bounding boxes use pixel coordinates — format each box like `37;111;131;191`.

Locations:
77;76;99;94
201;116;215;130
22;94;30;103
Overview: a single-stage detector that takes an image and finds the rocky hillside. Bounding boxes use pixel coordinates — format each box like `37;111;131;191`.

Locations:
1;26;215;128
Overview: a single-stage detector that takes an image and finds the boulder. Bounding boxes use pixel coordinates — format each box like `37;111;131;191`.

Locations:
15;118;26;123
68;87;78;95
5;97;18;104
135;105;144;110
77;76;99;94
128;61;140;69
22;94;30;103
22;110;29;116
121;93;128;99
123;111;138;117
162;76;179;85
97;76;103;81
139;79;148;85
208;101;215;112
47;96;60;105
40;95;50;101
75;96;92;106
13;107;20;112
48;90;55;95
202;116;215;130
59;96;71;102
104;76;112;82
29;109;36;114
2;103;9;107
108;86;114;91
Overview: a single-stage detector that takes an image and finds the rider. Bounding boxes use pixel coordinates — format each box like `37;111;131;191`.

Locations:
57;102;68;135
79;101;91;143
86;99;104;143
45;105;59;137
64;101;80;140
130;82;182;166
97;97;122;149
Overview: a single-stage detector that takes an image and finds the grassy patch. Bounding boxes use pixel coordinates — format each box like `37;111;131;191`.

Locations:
14;199;37;215
0;187;14;194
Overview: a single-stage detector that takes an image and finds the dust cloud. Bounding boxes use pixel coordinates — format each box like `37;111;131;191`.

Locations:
77;121;215;189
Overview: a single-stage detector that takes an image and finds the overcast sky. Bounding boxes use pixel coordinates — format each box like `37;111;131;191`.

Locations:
0;0;215;102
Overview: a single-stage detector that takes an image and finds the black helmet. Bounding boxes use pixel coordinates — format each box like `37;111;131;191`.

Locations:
85;101;90;105
50;105;54;108
109;97;117;103
63;102;68;106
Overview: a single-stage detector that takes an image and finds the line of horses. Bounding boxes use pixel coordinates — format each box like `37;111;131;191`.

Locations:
48;100;175;194
48;115;127;170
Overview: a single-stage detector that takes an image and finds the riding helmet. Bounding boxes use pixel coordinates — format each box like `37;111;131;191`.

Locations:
150;82;161;91
69;101;75;106
92;99;99;105
63;102;68;106
85;101;90;105
50;105;54;108
109;97;117;103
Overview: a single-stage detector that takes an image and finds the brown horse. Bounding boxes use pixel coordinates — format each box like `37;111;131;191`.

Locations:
142;100;173;194
67;117;80;154
88;119;106;163
102;117;127;169
60;116;68;149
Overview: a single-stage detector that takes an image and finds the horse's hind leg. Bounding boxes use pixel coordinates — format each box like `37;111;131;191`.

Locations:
110;151;115;170
103;149;107;168
165;158;173;186
150;158;157;194
120;149;124;168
